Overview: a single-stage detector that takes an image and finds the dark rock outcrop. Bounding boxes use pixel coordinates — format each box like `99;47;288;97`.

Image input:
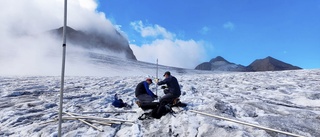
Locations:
49;26;136;60
195;62;212;70
247;56;301;71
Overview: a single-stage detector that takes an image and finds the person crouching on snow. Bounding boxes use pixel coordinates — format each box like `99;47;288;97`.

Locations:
135;78;158;109
156;71;181;106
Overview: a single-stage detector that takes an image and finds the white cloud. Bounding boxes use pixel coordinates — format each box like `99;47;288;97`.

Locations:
199;26;210;35
78;0;98;11
130;21;175;40
0;0;120;76
223;21;235;31
129;21;209;69
0;0;115;35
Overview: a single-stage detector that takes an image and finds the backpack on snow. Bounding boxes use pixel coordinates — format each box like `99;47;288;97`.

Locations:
112;94;127;108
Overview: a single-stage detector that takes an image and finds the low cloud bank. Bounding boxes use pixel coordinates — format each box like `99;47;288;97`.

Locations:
0;0;124;76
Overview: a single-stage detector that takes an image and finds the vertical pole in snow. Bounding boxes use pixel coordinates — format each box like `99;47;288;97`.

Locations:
156;59;158;96
58;0;67;136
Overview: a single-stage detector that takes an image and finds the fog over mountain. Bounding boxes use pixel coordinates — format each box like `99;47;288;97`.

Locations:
0;0;138;76
49;26;136;60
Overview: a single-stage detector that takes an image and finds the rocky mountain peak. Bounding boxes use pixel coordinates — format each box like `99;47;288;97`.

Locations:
248;56;301;71
195;56;247;71
209;56;229;63
49;26;137;60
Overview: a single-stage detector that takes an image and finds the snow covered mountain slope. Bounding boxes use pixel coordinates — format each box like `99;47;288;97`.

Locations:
0;69;319;137
49;26;137;60
0;46;203;77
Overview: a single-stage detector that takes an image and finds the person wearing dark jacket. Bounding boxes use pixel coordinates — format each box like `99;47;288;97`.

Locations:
135;78;158;109
157;71;181;105
137;72;181;119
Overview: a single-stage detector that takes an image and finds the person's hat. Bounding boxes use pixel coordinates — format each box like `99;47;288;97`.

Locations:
146;78;153;83
163;71;171;76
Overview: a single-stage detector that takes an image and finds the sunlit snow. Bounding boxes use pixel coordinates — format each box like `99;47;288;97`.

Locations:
0;59;319;137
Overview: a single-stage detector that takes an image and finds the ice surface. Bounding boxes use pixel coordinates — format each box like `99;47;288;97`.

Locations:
1;68;320;137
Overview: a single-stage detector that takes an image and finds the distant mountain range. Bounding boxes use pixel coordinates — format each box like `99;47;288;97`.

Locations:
48;26;137;60
195;56;302;72
46;27;301;72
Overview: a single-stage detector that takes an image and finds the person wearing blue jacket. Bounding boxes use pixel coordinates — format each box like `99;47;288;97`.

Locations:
135;78;158;109
157;71;181;105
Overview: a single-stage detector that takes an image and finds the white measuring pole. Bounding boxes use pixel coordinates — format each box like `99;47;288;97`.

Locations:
190;110;304;137
58;0;67;136
156;58;158;96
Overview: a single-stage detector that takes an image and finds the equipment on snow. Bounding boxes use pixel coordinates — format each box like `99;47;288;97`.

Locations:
82;110;137;114
156;59;159;97
112;94;128;108
138;98;187;120
63;111;104;132
190;110;303;137
135;100;159;110
58;1;68;136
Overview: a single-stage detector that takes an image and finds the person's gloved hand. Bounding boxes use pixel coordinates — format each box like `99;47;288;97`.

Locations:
154;95;158;99
155;78;159;83
161;86;167;89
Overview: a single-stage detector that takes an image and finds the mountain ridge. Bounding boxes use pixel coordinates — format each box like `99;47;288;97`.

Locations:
195;56;302;72
247;56;302;71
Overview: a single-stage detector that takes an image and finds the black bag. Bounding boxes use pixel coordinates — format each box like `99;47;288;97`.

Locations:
138;103;173;120
151;103;174;119
139;102;159;110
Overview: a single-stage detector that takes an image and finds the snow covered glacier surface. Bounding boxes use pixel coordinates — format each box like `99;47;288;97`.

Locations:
0;69;320;137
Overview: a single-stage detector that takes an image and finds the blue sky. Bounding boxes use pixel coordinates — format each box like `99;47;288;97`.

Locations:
96;0;320;69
